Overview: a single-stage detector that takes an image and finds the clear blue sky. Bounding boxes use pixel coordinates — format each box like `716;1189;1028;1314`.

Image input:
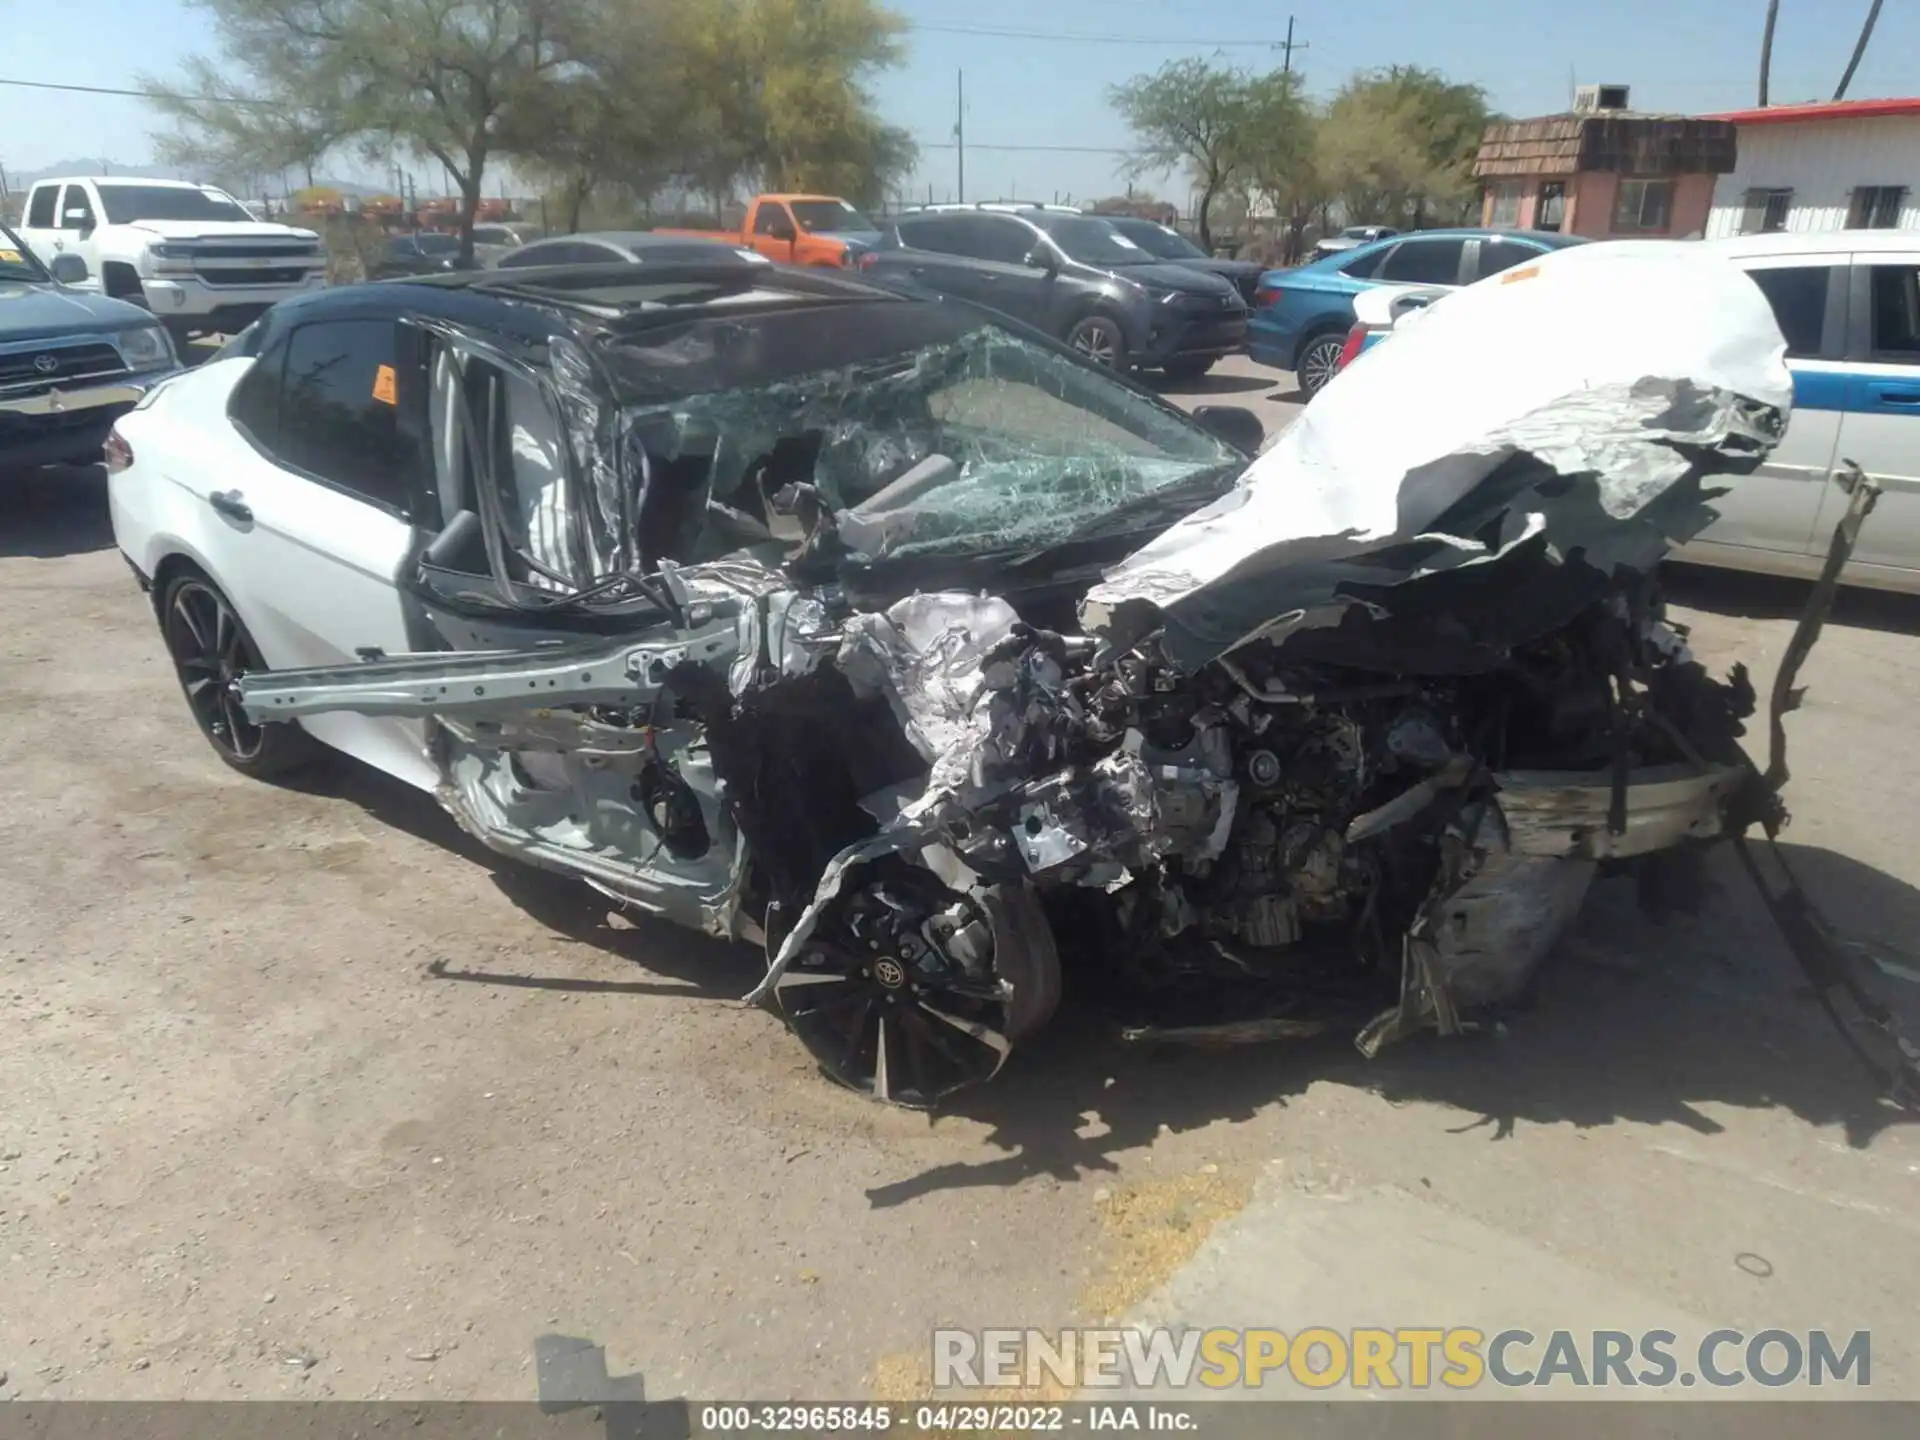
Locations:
1;0;1913;204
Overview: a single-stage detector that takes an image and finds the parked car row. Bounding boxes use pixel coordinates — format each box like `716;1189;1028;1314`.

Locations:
11;180;1920;602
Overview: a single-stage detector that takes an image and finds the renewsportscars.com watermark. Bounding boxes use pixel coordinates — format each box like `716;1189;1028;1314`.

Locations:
933;1327;1872;1392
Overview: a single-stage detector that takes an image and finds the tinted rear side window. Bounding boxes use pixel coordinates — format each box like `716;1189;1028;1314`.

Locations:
965;216;1036;264
26;186;57;228
1747;266;1833;359
274;319;415;514
896;216;964;255
228;340;285;448
1378;239;1466;285
1340;248;1385;279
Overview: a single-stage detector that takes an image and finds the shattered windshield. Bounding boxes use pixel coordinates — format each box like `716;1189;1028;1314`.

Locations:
602;303;1243;564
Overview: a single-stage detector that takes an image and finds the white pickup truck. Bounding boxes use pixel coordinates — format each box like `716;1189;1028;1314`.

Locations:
16;176;326;346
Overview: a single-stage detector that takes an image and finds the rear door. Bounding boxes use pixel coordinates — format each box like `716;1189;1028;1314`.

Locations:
953;215;1052;323
889;215;986;300
1692;255;1848;558
210;316;437;788
1817;254;1920;581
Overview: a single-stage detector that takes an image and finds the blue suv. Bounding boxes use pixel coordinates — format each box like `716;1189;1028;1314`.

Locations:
1250;228;1584;396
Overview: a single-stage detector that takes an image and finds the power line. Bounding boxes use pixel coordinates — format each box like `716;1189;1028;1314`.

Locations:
908;23;1290;47
919;141;1134;154
0;76;273;105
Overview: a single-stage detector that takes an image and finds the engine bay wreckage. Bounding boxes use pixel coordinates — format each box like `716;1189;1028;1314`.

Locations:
238;244;1920;1109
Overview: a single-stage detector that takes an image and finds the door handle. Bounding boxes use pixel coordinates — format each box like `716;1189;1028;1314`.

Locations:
1869;384;1920;406
208;490;253;523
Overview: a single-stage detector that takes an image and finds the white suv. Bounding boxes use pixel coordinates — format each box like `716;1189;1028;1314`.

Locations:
16;177;326;347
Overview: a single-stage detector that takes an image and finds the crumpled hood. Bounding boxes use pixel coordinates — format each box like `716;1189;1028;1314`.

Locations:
124;219;319;244
1083;243;1793;670
0;281;153;338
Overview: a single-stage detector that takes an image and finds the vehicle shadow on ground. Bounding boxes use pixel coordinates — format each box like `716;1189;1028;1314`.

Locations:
1153;373;1273;398
0;464;113;558
1665;563;1920;635
864;842;1920;1207
281;759;763;1001
277;757;1920;1197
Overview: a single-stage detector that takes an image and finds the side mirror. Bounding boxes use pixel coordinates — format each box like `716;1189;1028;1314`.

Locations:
1026;246;1059;274
49;253;89;285
1191;404;1265;456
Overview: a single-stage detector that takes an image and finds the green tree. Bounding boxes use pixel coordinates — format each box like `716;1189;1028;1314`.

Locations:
671;0;914;206
499;1;686;232
1318;66;1492;230
1234;69;1319;260
1109;58;1254;251
148;0;582;263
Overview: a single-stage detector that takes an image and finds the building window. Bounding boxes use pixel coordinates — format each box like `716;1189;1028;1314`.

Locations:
1848;185;1907;229
1612;178;1672;234
1536;181;1566;232
1741;188;1793;234
1487;181;1522;228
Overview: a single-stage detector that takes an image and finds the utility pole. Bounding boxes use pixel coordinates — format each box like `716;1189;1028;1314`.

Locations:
1279;16;1308;75
955;70;966;204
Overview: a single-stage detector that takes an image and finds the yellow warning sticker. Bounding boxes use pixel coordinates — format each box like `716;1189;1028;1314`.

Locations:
372;363;398;405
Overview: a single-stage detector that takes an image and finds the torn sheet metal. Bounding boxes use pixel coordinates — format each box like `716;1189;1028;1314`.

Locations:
1083;243;1793;669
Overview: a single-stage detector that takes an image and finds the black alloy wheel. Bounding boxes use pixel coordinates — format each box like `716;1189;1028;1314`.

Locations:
160;574;319;778
772;884;1060;1108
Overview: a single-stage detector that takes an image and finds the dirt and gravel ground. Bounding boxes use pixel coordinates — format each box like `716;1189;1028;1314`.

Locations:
3;363;1919;1404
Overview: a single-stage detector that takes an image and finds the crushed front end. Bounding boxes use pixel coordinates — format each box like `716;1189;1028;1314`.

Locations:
237;244;1917;1108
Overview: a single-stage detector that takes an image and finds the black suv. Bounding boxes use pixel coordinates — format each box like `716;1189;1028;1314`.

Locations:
865;206;1247;379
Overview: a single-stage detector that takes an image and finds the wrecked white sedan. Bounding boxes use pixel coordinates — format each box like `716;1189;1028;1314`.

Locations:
109;248;1915;1108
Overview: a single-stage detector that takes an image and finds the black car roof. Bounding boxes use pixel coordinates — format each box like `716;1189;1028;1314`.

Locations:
247;260;909;351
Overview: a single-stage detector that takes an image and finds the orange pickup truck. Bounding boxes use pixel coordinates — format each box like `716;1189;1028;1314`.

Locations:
659;194;883;268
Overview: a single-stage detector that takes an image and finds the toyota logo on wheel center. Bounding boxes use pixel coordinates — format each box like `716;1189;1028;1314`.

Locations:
872;957;908;989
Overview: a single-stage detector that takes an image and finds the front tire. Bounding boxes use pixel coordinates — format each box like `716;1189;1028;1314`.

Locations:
1295;332;1347;398
1066;314;1127;369
159;573;322;779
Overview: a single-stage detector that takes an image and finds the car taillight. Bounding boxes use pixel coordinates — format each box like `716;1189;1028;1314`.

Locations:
1253;284;1282;309
1334;325;1368;374
857;252;879;270
104;427;134;474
